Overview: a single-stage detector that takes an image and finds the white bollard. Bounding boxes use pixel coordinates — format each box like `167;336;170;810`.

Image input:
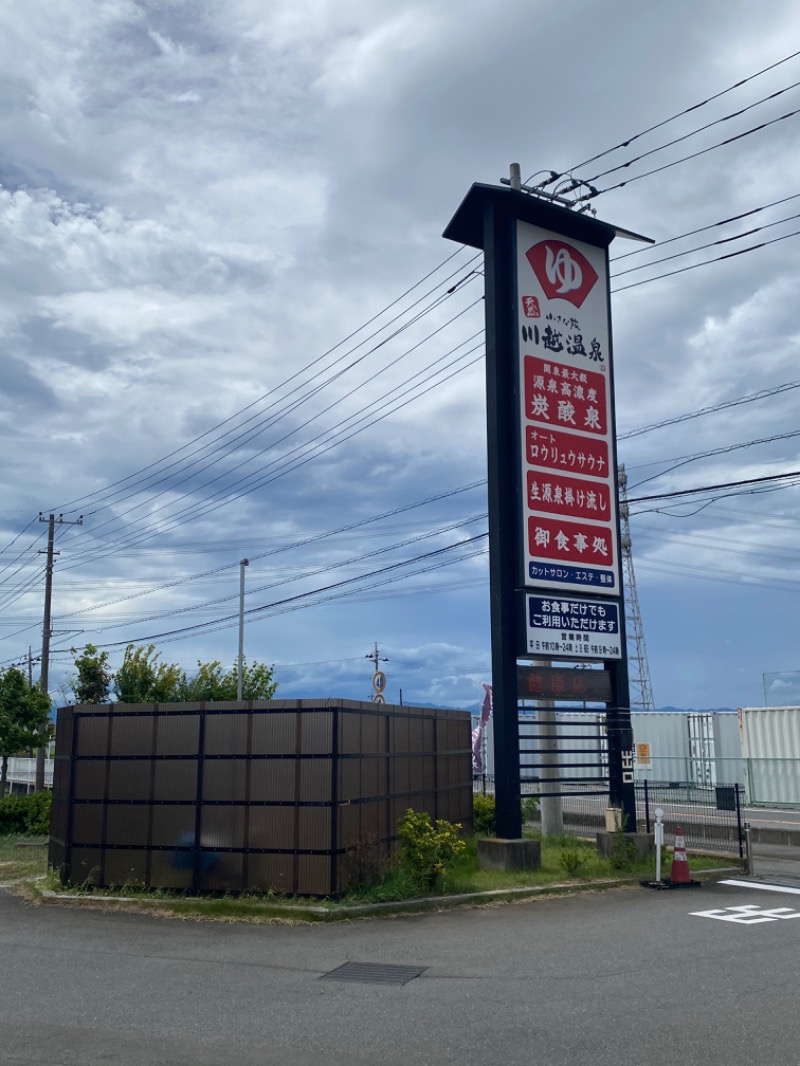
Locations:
654;807;664;883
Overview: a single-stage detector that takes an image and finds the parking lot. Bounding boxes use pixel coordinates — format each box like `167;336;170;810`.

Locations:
3;870;800;1066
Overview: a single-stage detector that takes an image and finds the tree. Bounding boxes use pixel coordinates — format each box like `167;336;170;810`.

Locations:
112;644;278;703
0;667;51;795
179;658;278;701
70;644;113;704
114;644;184;703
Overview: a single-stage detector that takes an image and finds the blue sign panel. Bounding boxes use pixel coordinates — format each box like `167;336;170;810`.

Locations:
525;593;622;660
529;561;616;591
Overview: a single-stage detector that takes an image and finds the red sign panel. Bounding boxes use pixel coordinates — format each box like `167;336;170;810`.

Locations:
527;471;611;521
524;356;607;437
527;515;613;566
517;221;620;597
525;240;599;308
525;426;609;479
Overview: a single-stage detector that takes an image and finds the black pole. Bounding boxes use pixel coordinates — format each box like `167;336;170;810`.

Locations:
735;782;744;859
643;778;650;833
35;513;56;791
483;199;522;840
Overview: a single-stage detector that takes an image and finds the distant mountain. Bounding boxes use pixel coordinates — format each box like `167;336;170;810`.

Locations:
654;706;737;714
451;702;739;715
403;700;740;714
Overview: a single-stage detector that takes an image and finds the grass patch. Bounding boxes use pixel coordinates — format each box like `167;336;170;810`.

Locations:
0;835;48;882
330;833;735;904
9;832;740;922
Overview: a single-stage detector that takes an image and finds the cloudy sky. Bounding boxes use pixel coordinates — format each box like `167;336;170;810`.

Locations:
2;0;800;711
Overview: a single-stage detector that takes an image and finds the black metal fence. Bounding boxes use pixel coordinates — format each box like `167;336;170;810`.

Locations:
474;775;745;856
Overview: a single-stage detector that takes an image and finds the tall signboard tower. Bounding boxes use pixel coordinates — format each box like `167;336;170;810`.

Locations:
444;177;649;838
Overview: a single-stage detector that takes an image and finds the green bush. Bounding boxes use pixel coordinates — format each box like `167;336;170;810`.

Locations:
0;790;52;835
396;808;466;888
473;794;541;835
472;793;496;836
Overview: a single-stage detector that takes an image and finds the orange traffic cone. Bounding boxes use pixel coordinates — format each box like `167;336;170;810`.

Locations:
670;826;700;887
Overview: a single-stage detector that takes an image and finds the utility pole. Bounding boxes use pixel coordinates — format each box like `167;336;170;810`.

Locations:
35;512;83;790
365;642;387;673
237;558;249;701
365;642;388;703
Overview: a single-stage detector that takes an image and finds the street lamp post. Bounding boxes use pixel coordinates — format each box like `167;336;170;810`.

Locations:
237;558;249;701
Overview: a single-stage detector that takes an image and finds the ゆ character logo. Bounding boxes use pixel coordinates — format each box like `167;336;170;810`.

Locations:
526;240;599;308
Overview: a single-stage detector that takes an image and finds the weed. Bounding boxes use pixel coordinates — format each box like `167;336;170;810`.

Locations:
341;835;389;889
559;848;586;877
609;813;638;870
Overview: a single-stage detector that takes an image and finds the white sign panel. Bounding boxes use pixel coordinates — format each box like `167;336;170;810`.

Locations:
524;593;622;660
635;742;653;770
516;221;621;597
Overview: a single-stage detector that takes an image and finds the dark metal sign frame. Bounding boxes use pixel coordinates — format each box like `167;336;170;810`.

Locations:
444;183;638;837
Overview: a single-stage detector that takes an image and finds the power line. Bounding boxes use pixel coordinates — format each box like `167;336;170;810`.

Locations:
581;106;800;203
90;533;490;650
528;48;800;185
629;467;800;504
49;286;483;564
637;559;800;596
627;429;800;490
611;190;800;262
619;379;800;440
57;330;485;570
50;251;480;519
576;79;800;188
611;208;800;278
613;225;800;292
78;512;489;633
635;523;800;564
0;479;487;647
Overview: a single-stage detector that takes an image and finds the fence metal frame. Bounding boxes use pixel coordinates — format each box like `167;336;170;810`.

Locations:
474;774;746;856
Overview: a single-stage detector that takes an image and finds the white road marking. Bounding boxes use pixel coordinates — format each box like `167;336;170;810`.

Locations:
691;904;800;924
720;879;800;896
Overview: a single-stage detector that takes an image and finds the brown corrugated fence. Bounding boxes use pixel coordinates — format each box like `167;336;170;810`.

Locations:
49;698;472;896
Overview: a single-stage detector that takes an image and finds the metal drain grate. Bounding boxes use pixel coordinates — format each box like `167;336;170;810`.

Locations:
320;961;427;986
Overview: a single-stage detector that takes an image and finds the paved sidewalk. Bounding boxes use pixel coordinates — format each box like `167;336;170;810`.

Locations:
749;841;800;882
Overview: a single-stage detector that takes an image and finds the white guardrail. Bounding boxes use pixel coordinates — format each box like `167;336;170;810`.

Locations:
5;757;54;791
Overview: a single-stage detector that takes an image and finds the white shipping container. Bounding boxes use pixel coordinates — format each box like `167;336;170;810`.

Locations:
739;707;800;806
632;710;741;786
476;710;743;788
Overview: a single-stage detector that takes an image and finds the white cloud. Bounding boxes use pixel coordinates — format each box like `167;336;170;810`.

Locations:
2;0;800;713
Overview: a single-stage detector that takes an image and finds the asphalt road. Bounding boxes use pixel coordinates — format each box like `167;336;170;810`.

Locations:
747;805;800;830
2;875;800;1066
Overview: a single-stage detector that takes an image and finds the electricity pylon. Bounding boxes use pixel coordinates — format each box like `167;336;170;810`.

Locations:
618;467;656;712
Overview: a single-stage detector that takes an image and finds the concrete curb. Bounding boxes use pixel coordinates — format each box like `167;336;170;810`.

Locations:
749;827;800;848
33;864;744;921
